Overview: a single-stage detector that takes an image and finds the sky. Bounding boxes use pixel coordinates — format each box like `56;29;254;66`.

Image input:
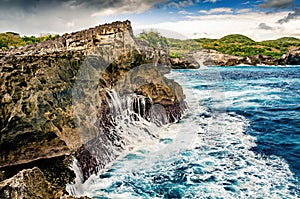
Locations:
0;0;299;41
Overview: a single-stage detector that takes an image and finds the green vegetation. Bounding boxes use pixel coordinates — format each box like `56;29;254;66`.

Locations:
195;34;300;58
170;51;183;58
136;31;202;58
137;31;300;59
0;32;59;50
136;31;168;48
166;38;202;54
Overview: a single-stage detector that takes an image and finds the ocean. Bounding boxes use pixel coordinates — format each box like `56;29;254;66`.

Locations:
75;66;300;198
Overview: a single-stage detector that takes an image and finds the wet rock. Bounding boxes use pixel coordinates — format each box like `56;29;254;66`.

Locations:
136;83;176;106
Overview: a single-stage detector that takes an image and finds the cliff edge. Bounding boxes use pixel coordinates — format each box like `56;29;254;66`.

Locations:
0;20;186;198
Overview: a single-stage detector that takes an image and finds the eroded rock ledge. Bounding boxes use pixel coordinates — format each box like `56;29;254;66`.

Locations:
0;20;186;198
168;47;300;69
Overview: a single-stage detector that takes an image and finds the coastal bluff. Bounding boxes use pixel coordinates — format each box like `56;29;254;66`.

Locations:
0;20;186;198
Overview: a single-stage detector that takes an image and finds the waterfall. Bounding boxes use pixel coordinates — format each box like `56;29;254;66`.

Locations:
66;159;85;196
67;89;169;197
105;89;166;142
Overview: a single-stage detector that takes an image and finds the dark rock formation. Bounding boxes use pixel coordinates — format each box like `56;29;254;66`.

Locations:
0;20;186;198
279;47;300;65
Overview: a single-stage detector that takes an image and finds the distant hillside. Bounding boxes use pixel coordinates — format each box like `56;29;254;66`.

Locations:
136;31;203;58
195;34;300;58
136;31;300;59
218;34;255;44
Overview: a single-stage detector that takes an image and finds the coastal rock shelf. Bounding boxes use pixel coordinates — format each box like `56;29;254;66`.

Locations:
0;20;186;198
168;48;300;69
189;49;300;67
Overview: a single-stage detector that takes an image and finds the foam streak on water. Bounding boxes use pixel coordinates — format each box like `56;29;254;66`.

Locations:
80;67;300;198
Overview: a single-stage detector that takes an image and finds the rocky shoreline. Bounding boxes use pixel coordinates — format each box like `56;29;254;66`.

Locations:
0;21;186;198
169;48;300;69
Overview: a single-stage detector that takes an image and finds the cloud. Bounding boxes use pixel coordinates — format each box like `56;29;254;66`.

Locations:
91;2;160;16
203;0;217;3
199;7;233;14
0;0;166;35
179;10;193;15
237;8;252;13
136;11;298;41
258;22;274;30
167;0;197;8
259;0;294;9
242;1;250;5
277;8;300;23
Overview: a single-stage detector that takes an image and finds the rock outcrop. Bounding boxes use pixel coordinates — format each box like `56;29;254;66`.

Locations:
169;54;200;69
188;48;300;67
0;20;186;198
279;47;300;65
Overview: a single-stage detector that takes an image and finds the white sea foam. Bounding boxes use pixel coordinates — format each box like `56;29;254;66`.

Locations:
82;98;299;198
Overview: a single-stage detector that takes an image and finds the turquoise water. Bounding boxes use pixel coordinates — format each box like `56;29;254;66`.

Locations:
82;66;300;198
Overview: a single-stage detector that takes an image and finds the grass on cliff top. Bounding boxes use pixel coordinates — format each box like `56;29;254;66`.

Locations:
0;32;59;51
136;31;300;59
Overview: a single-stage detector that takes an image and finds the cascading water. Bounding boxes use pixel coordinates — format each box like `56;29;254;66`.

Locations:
67;88;171;196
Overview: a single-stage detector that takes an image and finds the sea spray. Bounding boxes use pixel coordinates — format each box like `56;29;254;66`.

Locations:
67;89;172;196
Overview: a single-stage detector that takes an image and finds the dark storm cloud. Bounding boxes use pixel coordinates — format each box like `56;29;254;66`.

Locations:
0;0;167;11
0;0;167;35
259;0;294;9
258;22;274;30
277;8;300;23
0;0;196;11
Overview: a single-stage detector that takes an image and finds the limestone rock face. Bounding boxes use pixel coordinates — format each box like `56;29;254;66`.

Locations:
193;49;245;66
0;21;135;169
0;167;60;199
169;54;200;69
136;83;176;106
0;167;89;199
0;20;186;196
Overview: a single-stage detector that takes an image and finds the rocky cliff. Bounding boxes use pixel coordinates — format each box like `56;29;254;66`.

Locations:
0;20;186;198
